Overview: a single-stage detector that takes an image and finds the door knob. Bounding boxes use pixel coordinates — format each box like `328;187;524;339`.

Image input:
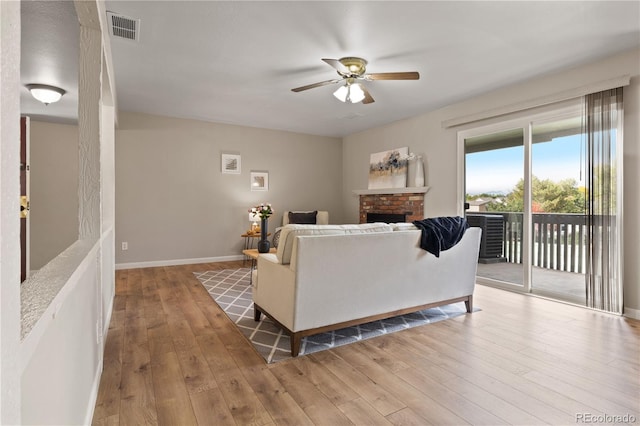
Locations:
20;196;29;219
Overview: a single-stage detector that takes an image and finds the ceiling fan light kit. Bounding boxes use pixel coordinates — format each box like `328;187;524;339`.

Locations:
26;84;66;105
292;56;419;105
333;81;365;103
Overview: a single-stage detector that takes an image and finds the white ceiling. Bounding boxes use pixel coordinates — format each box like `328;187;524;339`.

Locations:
21;0;79;124
21;1;640;138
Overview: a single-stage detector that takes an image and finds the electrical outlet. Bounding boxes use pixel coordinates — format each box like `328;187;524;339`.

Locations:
121;242;128;251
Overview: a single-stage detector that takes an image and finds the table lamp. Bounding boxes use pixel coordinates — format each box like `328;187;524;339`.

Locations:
249;210;259;233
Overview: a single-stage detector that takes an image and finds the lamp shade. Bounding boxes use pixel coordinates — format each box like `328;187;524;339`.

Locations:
333;82;365;103
26;84;65;105
333;85;349;102
348;83;365;103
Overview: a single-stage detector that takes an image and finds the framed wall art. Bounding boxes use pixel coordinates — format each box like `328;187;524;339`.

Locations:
221;153;241;174
250;171;269;191
368;147;409;189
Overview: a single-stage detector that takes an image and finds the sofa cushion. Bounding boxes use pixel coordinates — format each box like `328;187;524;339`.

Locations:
288;210;317;224
392;223;419;231
340;223;394;234
276;225;346;265
276;223;393;265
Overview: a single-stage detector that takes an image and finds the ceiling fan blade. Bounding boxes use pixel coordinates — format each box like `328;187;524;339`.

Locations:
365;72;420;81
361;85;375;104
322;58;349;74
291;79;342;92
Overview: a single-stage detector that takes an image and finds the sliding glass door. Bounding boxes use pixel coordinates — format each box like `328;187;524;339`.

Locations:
464;128;525;287
459;98;622;311
530;116;586;304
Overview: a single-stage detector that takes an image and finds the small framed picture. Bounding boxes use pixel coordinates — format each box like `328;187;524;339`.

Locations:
250;171;269;191
221;154;241;174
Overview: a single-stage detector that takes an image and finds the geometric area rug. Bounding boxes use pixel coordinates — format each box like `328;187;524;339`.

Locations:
194;268;475;364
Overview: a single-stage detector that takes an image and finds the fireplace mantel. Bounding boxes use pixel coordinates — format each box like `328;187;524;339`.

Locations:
352;186;430;196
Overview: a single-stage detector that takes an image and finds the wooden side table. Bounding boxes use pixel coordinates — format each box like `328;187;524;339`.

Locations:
241;233;270;265
241;232;260;249
243;248;276;284
242;248;276;264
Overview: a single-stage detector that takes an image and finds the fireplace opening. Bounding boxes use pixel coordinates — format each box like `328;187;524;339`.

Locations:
367;212;408;223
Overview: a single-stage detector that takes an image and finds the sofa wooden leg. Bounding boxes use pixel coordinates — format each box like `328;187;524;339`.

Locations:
465;295;473;313
291;334;301;357
254;305;262;321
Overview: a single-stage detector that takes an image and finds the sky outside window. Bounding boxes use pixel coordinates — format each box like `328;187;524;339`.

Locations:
466;134;583;195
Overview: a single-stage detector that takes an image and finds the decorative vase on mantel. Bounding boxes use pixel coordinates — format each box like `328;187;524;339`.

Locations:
414;155;425;187
257;218;271;253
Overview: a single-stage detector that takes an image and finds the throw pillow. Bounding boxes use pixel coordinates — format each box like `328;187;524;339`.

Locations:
272;228;281;248
288;210;317;224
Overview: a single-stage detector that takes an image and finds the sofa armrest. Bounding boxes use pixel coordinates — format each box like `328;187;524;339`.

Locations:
252;253;277;290
254;254;296;330
258;253;278;265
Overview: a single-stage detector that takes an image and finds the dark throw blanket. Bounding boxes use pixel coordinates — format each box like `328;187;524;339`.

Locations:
412;216;469;257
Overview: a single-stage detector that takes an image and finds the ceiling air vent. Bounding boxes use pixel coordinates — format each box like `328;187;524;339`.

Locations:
106;12;140;41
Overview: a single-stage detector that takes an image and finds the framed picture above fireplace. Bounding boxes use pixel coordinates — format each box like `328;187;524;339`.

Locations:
368;147;409;189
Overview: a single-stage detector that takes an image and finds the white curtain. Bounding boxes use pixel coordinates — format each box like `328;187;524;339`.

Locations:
583;87;623;313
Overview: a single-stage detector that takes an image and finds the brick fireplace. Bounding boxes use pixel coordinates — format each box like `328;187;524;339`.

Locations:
354;187;429;224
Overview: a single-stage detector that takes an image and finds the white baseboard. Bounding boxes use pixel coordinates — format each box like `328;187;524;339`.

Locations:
115;254;245;270
624;306;640;320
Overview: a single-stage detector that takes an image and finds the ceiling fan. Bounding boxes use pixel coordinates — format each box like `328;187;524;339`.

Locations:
291;57;419;104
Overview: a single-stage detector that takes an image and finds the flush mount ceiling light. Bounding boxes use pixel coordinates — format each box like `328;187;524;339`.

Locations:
26;84;66;105
333;79;366;104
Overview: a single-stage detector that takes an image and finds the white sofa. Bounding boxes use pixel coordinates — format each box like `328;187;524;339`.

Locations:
252;222;482;356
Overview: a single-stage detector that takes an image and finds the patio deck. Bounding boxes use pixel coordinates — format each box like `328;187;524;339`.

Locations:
476;262;586;305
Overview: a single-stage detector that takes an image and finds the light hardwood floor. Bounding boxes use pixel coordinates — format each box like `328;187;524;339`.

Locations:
92;261;640;425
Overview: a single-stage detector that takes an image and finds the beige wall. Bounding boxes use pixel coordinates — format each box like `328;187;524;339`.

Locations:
29;120;79;270
115;111;343;266
342;48;640;315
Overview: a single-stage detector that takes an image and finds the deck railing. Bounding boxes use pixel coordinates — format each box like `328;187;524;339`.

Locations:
468;212;589;274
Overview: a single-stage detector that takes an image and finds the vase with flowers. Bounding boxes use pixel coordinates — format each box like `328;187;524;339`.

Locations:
249;203;273;253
